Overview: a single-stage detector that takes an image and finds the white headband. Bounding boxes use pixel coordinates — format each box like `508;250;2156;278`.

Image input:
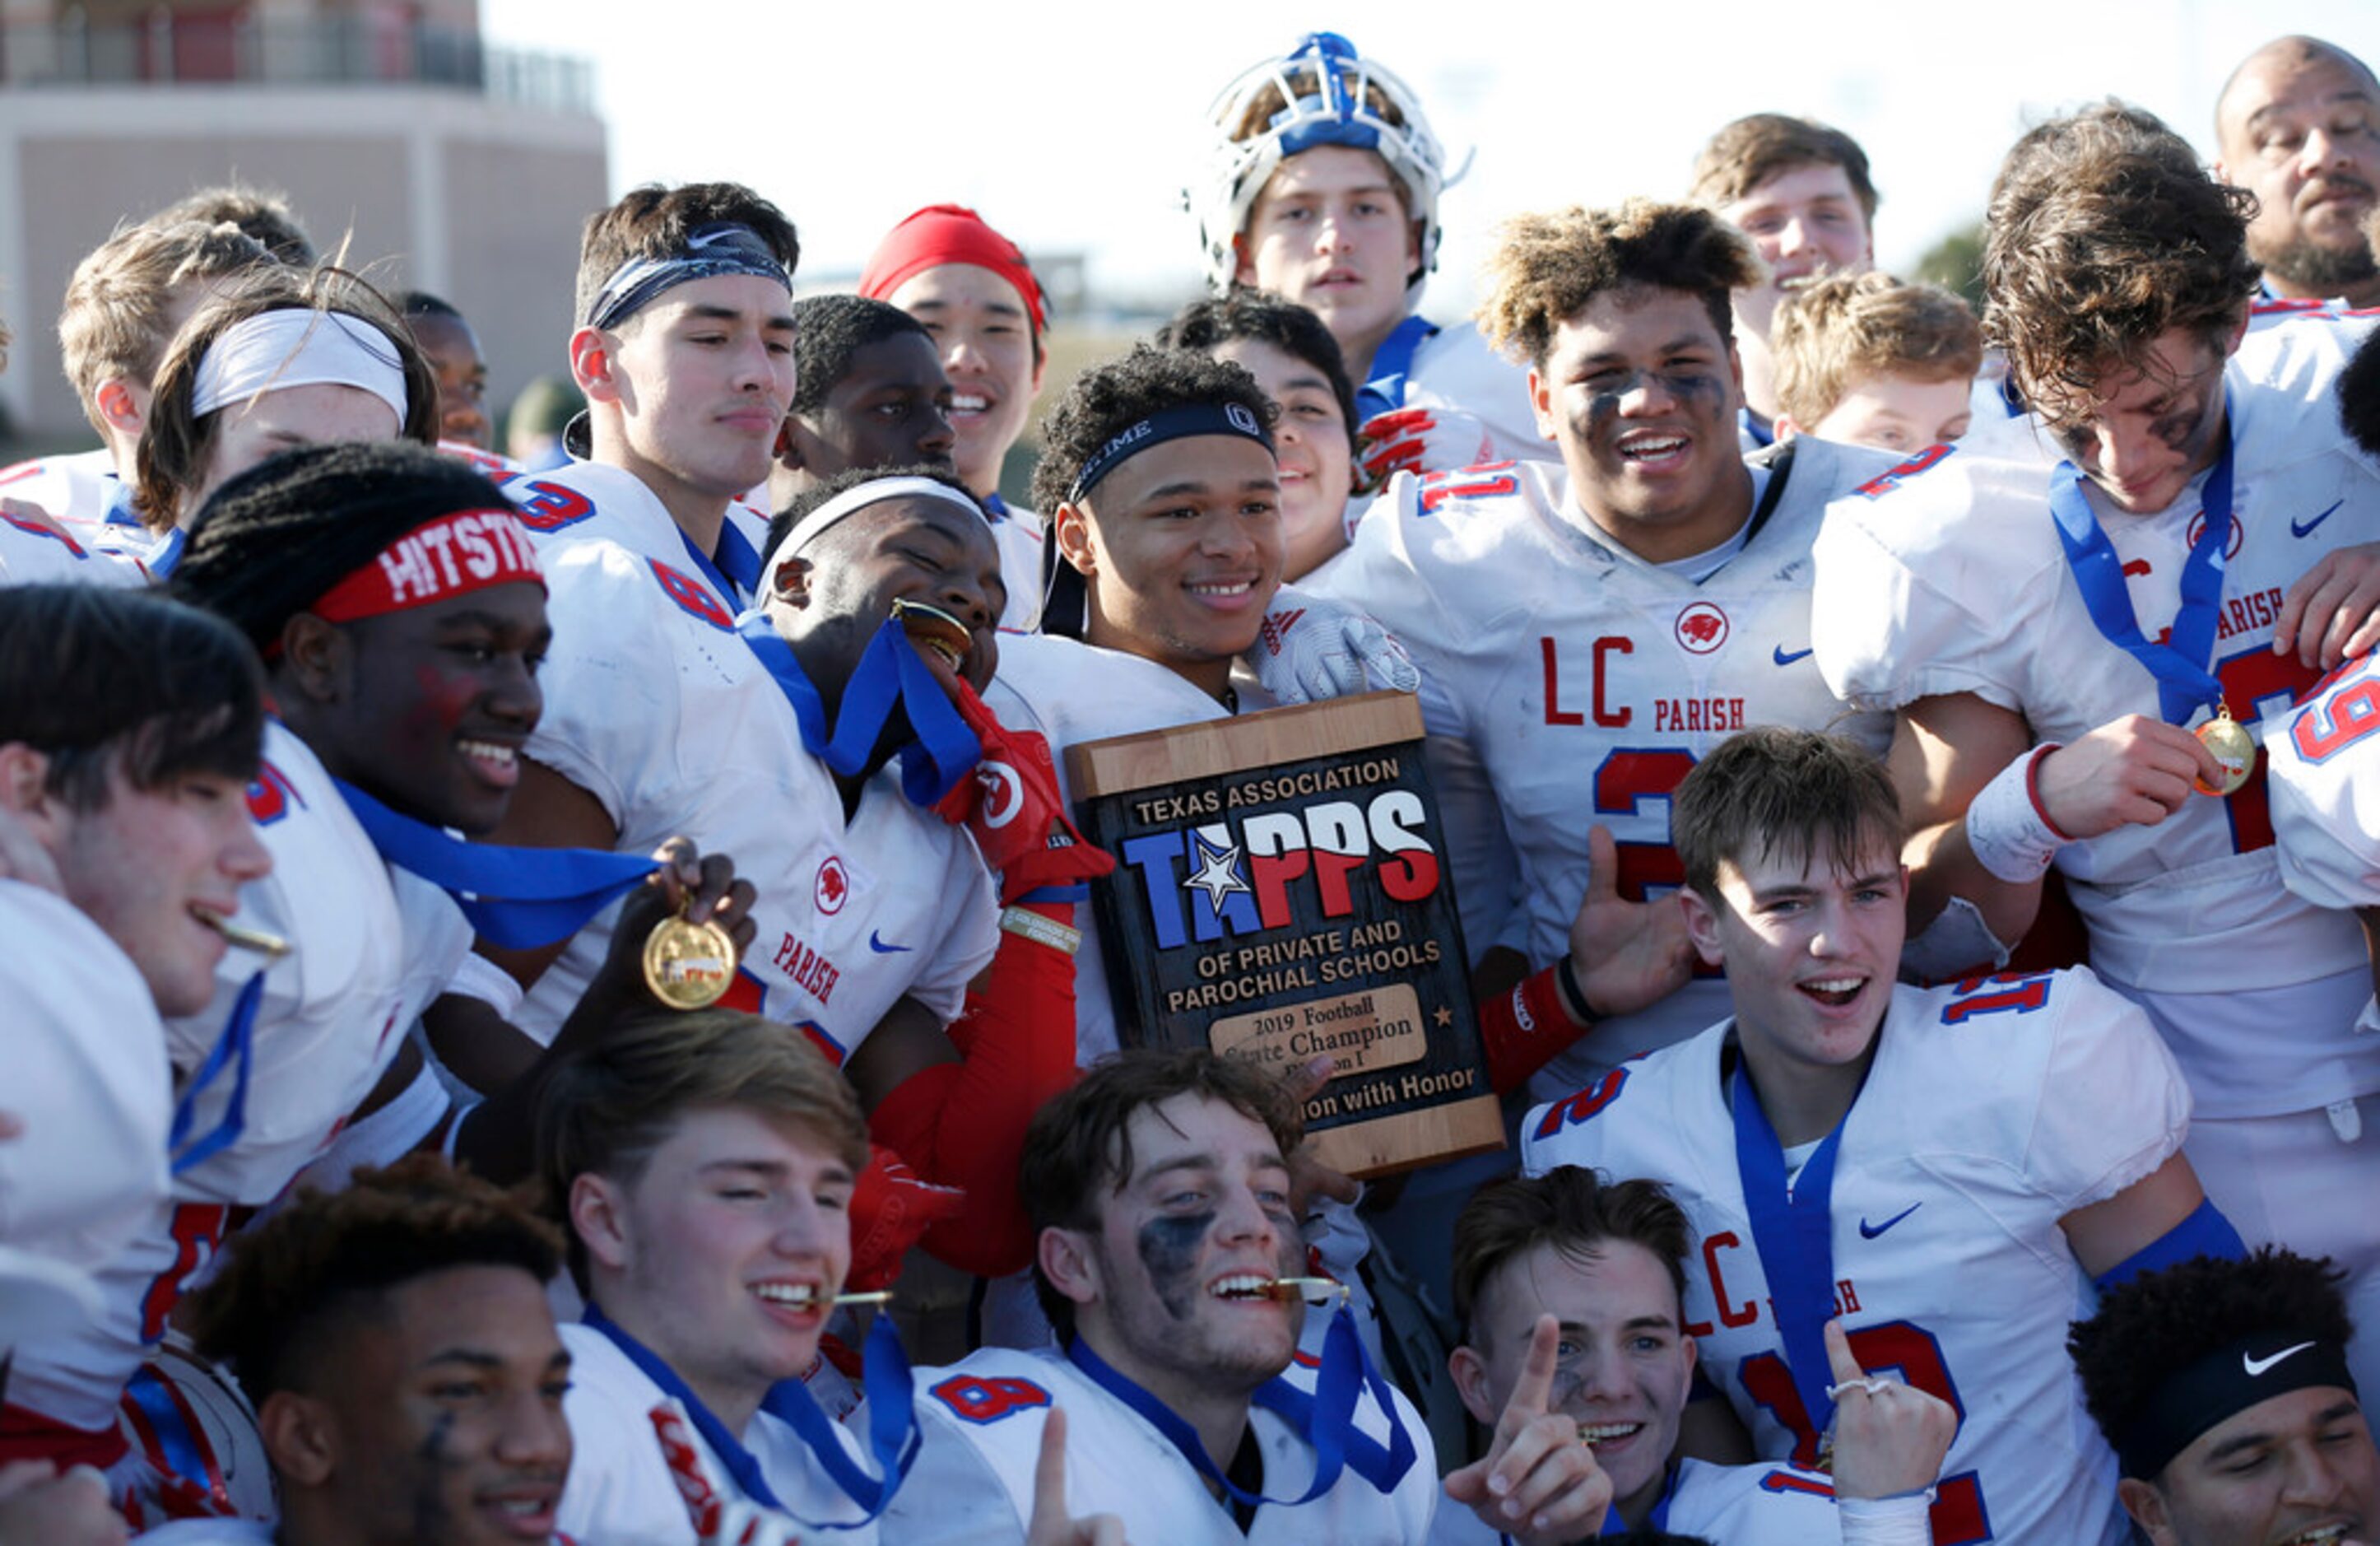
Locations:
190;308;410;429
759;477;988;594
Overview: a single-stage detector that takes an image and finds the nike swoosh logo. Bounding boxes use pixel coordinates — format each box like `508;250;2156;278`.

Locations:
2244;1339;2317;1377
2294;501;2344;538
1857;1203;1922;1239
1773;645;1815;667
867;931;912;954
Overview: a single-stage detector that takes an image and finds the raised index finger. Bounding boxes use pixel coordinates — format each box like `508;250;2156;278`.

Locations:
1824;1317;1866;1386
1508;1314;1562;1421
1032;1405;1072;1526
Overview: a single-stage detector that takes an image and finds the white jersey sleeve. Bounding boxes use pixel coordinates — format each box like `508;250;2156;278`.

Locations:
0;882;171;1283
2021;966;2196;1211
1811;445;2069;714
2268;651;2380;911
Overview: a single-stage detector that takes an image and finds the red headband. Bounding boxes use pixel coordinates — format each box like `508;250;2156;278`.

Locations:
859;204;1048;333
311;508;545;625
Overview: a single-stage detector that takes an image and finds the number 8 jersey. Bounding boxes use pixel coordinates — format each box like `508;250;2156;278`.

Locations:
1520;967;2192;1546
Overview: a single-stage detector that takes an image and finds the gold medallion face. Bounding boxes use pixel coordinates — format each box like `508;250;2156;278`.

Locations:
642;913;735;1010
2195;710;2257;797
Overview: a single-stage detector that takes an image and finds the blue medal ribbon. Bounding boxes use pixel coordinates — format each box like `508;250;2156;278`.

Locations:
331;780;656;950
680;520;763;610
734;614;979;808
1732;1064;1853;1448
167;968;263;1175
582;1302;918;1525
2048;417;2236;725
1065;1303;1416;1510
1355;314;1440;423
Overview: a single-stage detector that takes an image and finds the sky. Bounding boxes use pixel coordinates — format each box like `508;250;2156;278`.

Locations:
478;1;2370;318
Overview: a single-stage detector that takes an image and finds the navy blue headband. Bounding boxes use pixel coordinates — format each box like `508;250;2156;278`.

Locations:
1067;401;1273;505
586;221;790;332
2115;1330;2357;1479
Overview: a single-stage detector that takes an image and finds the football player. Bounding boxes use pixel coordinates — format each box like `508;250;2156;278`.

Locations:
1522;727;2237;1545
2071;1249;2377;1546
1313;199;1900;1106
0;587;268;1474
539;1008;904;1543
885;1049;1438;1544
859;203;1052;628
1439;1167;1954;1544
1160;290;1362;583
466;224;1060;1279
137;1157;575;1546
2215;38;2380;315
0;218;272;545
134;263;439;571
1190;31;1541;482
967;345;1410;1353
767;294;956;512
1810;102;2380;1399
8;443;742;1524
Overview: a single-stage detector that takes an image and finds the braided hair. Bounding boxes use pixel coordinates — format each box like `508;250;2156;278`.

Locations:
170;440;516;654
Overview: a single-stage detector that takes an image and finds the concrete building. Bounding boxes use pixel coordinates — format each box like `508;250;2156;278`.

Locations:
0;0;604;440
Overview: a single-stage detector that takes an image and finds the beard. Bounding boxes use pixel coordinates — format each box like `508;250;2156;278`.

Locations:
2258;224;2380;296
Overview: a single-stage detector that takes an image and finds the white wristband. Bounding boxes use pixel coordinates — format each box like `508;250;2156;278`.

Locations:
1838;1492;1936;1546
1964;743;2069;883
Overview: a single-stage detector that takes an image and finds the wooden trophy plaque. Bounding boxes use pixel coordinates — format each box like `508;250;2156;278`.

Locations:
1066;691;1504;1179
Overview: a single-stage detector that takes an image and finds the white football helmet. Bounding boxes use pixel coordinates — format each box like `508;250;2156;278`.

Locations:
112;1336;278;1528
1188;31;1459;305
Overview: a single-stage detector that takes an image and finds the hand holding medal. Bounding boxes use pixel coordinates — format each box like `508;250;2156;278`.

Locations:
615;837;755;1012
2192;705;2256;797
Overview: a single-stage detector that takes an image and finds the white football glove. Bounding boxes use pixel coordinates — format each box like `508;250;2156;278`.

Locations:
1247;584;1422;705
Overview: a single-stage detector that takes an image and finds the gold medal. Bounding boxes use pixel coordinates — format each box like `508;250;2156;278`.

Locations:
2194;705;2257;797
642;908;735;1010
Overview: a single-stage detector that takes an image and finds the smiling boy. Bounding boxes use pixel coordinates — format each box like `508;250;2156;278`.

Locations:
886;1049;1436;1543
1522;727;2234;1545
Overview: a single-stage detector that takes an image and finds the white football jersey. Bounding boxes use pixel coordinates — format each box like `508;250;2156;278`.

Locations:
883;1344;1435;1544
0;446;125;529
0;881;171;1291
1313;441;1898;1097
1522;968;2190;1546
163;723;454;1205
983;494;1044;631
556;1323;879;1544
1400;320;1554;469
1428;1455;1843;1545
1812;318;2380;1115
0;501;147;586
12;726;476;1435
2269;650;2380;914
508;459;997;1060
